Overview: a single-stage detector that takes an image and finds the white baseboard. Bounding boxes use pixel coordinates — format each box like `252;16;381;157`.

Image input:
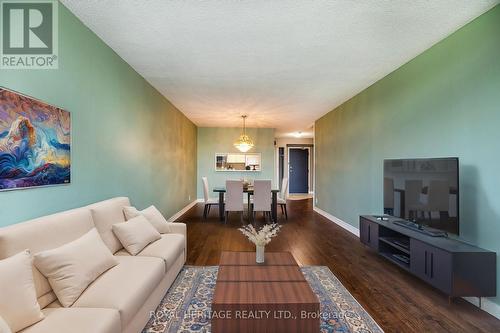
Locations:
313;206;359;237
168;199;202;222
463;296;500;320
312;206;500;319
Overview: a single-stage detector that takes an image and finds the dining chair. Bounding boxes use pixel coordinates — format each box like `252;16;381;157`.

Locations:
405;180;425;220
202;177;219;219
278;177;289;219
426;180;450;220
252;180;272;222
384;177;395;215
225;180;244;223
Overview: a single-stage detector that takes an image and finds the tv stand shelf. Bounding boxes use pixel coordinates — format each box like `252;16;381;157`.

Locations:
380;252;410;271
379;237;410;255
360;215;496;298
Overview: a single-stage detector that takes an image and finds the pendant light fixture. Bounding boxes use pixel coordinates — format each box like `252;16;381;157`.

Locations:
234;115;254;152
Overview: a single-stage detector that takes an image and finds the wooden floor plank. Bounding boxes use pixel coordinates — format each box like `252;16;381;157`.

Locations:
178;198;500;333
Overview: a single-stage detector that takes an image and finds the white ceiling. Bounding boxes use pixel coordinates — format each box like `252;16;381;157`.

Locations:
62;0;498;138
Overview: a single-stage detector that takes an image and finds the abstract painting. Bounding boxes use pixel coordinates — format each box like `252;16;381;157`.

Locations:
0;87;70;191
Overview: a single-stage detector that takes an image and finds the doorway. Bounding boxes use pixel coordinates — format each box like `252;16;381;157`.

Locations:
289;148;309;193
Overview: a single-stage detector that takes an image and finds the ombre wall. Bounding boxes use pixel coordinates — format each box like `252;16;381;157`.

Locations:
315;5;500;309
0;4;197;226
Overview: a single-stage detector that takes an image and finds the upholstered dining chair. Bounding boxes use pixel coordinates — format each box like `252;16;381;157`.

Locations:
278;177;289;220
225;180;244;223
202;177;219;219
426;180;451;219
384;177;395;215
405;179;424;219
406;179;450;220
251;180;272;222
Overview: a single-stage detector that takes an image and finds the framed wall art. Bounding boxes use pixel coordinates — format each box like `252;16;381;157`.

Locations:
0;87;70;191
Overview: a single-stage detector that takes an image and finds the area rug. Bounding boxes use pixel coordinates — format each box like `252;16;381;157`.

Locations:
143;266;384;333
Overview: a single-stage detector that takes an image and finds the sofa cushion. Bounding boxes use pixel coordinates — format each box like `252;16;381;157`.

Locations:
0;250;44;333
88;197;131;253
168;223;187;257
19;307;120;333
0;315;12;333
112;216;161;255
72;256;164;328
123;205;172;234
137;234;185;271
0;208;95;307
33;229;118;307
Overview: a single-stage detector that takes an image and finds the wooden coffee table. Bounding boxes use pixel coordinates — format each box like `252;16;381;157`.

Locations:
212;251;320;333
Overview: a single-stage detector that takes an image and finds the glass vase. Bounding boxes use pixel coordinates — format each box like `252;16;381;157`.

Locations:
256;245;265;263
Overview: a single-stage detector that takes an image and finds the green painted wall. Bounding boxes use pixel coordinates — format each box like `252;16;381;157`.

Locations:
197;127;276;198
0;4;197;226
315;5;500;306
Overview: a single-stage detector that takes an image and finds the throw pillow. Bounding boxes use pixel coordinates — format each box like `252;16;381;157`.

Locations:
112;215;161;255
33;229;118;307
123;205;171;233
0;250;44;332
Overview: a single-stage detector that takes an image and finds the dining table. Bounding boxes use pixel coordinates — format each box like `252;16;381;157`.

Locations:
213;186;281;222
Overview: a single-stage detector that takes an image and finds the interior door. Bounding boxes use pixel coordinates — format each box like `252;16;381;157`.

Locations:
289;148;309;193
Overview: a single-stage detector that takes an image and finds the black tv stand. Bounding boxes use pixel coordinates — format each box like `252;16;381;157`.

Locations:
392;220;448;237
360;215;496;299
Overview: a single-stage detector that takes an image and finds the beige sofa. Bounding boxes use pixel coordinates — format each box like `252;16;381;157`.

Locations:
0;197;186;333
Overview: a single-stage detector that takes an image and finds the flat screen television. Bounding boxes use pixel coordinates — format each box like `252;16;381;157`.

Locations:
383;157;459;235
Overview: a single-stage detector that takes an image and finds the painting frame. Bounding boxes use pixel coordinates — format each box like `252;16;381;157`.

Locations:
0;86;71;192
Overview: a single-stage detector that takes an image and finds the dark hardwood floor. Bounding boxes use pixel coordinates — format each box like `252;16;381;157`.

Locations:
178;198;500;333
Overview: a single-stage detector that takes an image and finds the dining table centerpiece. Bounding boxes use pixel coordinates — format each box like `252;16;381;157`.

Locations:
239;224;282;263
242;178;251;190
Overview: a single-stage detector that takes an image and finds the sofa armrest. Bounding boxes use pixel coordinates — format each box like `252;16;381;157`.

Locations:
169;222;186;237
169;223;187;260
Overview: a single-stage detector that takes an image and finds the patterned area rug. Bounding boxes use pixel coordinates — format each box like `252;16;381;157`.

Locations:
143;266;384;333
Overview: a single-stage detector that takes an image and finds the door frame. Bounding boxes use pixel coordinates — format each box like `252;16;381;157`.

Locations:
287;146;312;194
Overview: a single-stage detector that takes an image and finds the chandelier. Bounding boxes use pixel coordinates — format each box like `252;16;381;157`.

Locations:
234;115;254;152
